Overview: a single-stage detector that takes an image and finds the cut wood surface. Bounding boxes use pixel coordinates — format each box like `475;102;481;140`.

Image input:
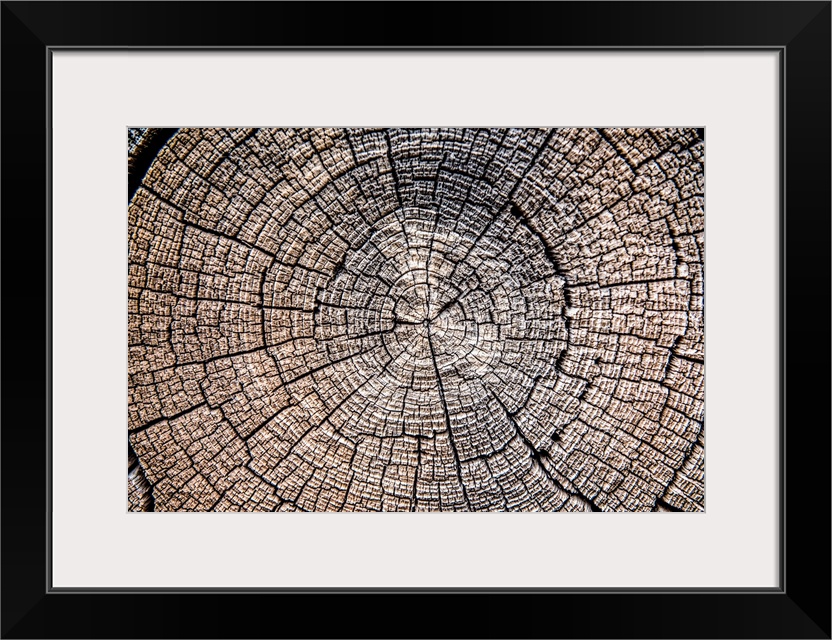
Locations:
128;127;704;512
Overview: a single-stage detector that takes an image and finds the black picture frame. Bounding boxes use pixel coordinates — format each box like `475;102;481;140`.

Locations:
2;2;829;638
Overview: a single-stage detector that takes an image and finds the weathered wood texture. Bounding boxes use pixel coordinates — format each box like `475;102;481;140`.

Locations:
128;128;704;512
128;127;160;175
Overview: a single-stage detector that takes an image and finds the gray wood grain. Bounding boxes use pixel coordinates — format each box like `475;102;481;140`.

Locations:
128;128;704;512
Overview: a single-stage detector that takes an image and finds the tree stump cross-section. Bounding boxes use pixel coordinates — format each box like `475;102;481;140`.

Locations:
127;127;704;512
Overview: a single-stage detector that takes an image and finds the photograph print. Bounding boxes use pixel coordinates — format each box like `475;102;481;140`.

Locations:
127;127;704;513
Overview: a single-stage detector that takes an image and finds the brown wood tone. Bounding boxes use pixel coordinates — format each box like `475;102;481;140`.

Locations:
128;128;704;512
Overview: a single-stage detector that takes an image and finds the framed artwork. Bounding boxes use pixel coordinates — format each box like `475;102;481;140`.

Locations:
2;2;829;638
